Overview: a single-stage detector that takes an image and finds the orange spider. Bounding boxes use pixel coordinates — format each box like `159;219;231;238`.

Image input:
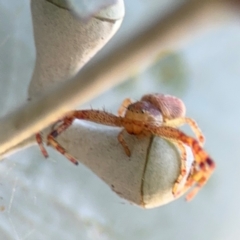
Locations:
36;93;215;201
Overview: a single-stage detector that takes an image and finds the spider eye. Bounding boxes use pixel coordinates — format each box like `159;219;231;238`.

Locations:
141;109;145;114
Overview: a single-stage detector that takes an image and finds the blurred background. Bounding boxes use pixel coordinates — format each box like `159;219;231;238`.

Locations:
0;0;240;239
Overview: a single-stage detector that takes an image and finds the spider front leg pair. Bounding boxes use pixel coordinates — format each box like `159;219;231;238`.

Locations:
36;110;125;164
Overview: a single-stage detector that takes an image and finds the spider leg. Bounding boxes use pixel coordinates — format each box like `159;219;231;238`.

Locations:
175;168;213;201
46;117;79;165
118;98;133;117
185;161;215;201
67;110;123;127
186;179;208;201
36;118;71;159
179;135;215;200
144;125;215;200
118;129;131;157
45;110;123;164
36;132;48;158
163;117;205;146
171;141;187;196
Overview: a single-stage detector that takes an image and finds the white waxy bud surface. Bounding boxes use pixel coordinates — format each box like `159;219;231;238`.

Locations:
40;121;194;208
